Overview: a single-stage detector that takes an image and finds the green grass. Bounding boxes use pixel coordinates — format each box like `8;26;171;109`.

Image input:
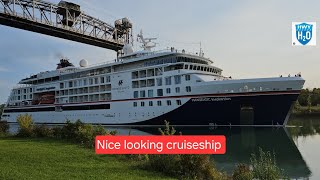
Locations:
0;137;174;180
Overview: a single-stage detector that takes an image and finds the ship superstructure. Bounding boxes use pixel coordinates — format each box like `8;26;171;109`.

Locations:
1;37;304;125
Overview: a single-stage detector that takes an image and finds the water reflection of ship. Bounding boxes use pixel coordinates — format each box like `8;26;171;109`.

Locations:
118;126;311;179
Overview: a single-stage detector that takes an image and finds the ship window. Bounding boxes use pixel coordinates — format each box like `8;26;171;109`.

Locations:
147;79;155;87
132;71;139;79
157;101;162;106
166;88;171;94
201;67;204;71
140;80;147;88
141;102;145;107
148;90;154;97
157;78;162;86
184;65;188;69
83;79;87;86
140;90;146;98
18;90;20;94
189;65;193;70
176;87;180;93
167;100;172;106
69;81;73;87
30;94;32;99
174;75;181;84
89;78;93;85
193;66;197;70
133;102;137;107
60;83;64;89
157;89;163;96
139;70;147;78
147;69;155;77
23;95;26;99
165;77;172;85
101;77;105;84
18;96;21;100
74;81;77;87
197;66;201;70
95;78;99;84
106;76;111;83
186;86;192;92
149;101;153;106
24;89;27;93
134;91;139;98
185;75;191;81
61;104;110;111
177;100;182;105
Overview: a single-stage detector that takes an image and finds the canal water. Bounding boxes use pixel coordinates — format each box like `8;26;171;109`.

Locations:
8;115;320;179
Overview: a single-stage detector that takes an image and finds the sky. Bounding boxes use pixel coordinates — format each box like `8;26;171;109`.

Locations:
0;0;320;103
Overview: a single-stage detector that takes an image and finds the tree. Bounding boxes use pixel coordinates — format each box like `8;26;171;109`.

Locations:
298;89;309;106
311;88;320;106
0;104;4;117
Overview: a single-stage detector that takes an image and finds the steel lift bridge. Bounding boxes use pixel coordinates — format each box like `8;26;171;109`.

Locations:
0;0;133;51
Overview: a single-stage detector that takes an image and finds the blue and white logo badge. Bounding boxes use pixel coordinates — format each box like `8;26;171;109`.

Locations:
292;22;316;46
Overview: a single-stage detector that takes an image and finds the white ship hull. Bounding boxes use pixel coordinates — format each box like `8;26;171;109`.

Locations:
2;77;304;126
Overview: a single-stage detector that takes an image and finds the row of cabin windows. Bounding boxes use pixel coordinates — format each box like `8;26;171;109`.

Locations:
59;67;111;81
132;75;191;89
11;94;33;101
132;68;163;79
13;88;33;95
133;100;182;107
155;76;183;86
28;76;60;85
187;64;221;74
61;76;111;89
133;86;191;98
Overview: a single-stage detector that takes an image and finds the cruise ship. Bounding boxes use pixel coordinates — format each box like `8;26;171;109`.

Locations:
1;32;305;126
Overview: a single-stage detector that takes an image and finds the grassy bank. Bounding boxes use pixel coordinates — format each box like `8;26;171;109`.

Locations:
0;137;173;180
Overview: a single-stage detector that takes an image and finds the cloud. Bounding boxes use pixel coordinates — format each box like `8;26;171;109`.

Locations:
0;66;9;72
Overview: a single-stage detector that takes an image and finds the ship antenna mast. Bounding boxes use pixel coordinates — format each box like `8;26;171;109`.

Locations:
137;30;157;51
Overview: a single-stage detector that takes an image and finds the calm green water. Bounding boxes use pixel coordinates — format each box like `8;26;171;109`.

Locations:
7;115;320;179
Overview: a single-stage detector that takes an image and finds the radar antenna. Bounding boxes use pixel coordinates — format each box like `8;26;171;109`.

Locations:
137;30;157;51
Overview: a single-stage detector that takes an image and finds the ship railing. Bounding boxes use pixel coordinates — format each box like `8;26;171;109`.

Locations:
84;60;117;69
146;48;211;59
12;84;32;89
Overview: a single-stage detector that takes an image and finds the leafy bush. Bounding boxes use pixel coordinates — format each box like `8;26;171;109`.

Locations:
33;124;53;137
76;124;117;148
76;124;95;148
60;120;84;139
232;164;253;180
0;121;9;134
250;148;285;180
16;114;34;137
52;126;63;138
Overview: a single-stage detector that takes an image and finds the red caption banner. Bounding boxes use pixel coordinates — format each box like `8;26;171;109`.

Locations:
95;135;226;154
